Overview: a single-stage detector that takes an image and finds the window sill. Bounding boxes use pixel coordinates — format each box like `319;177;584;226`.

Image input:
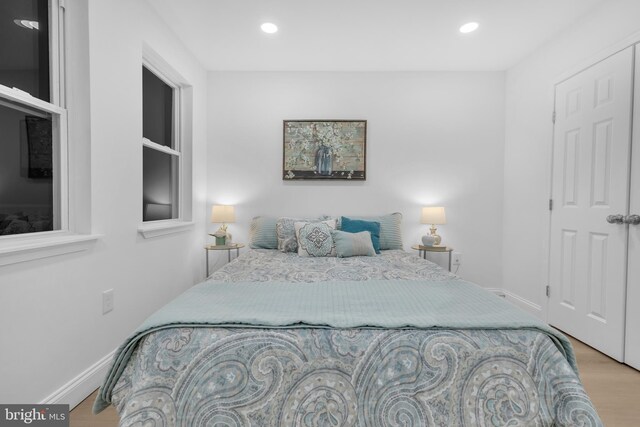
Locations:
0;233;101;267
137;221;194;239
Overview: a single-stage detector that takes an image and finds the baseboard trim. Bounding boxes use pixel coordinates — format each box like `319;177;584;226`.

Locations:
485;288;507;298
486;288;543;317
40;349;115;410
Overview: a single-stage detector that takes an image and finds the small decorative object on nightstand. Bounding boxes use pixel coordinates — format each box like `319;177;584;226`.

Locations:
205;243;245;277
210;205;235;245
421;235;436;246
211;230;227;245
411;244;454;272
421;206;446;246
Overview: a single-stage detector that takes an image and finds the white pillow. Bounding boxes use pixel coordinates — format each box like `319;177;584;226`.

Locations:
331;230;376;257
294;219;337;257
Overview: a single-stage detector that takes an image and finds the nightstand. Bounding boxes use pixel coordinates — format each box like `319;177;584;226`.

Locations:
411;244;454;272
205;243;244;276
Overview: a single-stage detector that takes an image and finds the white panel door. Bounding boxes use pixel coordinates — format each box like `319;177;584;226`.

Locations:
549;47;634;361
625;45;640;369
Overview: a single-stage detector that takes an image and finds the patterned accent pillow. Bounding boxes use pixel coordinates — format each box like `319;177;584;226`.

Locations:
294;220;337;257
331;230;376;258
276;217;303;252
276;217;331;252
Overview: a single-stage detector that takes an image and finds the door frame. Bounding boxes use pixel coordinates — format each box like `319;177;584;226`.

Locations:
544;30;640;323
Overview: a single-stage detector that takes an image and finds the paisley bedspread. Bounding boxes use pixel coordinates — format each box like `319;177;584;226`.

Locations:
209;249;454;283
102;250;601;426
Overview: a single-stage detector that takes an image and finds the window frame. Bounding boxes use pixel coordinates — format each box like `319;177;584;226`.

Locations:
0;0;99;266
142;59;182;222
0;85;68;236
138;46;194;238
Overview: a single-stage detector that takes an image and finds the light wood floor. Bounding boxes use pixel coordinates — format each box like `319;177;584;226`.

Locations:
568;336;640;426
69;390;117;427
71;335;640;426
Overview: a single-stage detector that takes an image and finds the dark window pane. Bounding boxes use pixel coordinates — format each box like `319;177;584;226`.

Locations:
0;0;50;102
142;67;173;148
143;147;178;221
0;101;55;235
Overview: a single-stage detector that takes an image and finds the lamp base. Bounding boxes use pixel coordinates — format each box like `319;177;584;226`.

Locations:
429;225;442;246
215;236;226;246
422;235;436;246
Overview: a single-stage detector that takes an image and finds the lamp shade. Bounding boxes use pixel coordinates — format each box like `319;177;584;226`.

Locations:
421;207;446;225
211;205;235;223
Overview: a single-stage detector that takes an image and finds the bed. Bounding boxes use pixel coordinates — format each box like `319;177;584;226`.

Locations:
94;245;601;426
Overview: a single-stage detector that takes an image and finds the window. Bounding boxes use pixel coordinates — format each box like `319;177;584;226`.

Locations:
142;65;180;222
0;1;97;265
0;0;66;238
138;46;194;238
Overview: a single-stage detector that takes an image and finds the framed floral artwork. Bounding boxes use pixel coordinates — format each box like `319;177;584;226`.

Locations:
283;120;367;180
25;116;53;179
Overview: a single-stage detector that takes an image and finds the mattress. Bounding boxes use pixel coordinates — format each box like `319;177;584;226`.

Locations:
96;250;601;426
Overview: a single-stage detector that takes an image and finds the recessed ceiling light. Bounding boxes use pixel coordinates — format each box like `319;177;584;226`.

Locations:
13;19;39;30
459;22;479;34
261;22;278;34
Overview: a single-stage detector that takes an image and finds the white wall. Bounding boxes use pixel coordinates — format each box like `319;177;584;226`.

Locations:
0;0;208;405
503;0;640;317
208;71;505;287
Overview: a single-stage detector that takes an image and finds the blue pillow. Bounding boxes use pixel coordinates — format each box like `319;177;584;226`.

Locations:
340;216;381;254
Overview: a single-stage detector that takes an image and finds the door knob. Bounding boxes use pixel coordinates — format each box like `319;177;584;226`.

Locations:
606;214;625;224
624;214;640;225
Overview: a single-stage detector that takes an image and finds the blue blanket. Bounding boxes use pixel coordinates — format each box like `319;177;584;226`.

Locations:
94;278;575;413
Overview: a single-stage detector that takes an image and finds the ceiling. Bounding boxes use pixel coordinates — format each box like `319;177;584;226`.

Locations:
148;0;607;71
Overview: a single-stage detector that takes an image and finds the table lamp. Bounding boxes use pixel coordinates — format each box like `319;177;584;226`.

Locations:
211;205;235;245
421;207;446;246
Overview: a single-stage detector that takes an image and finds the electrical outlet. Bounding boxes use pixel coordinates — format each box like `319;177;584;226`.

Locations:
452;252;463;265
102;289;114;314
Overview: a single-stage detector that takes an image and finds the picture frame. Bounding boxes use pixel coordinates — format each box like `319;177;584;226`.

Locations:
283;120;367;180
25;116;53;179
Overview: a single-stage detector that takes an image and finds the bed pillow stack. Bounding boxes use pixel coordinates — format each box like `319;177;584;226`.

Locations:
249;212;403;255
